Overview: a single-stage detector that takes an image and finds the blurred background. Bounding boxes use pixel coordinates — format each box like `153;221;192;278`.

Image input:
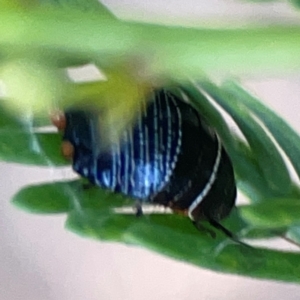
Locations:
1;1;300;299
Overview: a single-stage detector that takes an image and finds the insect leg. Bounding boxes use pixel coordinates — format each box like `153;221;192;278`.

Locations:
135;200;143;217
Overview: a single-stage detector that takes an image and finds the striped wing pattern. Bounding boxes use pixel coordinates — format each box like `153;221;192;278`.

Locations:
71;90;183;201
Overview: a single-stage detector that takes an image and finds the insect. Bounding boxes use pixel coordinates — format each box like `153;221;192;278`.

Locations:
53;89;237;239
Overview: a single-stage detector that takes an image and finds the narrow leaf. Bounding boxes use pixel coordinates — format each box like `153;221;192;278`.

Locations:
290;0;300;9
239;199;300;228
12;180;134;213
200;81;292;197
67;208;300;284
0;131;68;166
222;81;300;183
177;84;275;201
243;227;285;240
12;176;300;283
2;8;300;76
286;224;300;245
39;0;116;17
0;100;26;129
173;85;237;152
12;181;75;213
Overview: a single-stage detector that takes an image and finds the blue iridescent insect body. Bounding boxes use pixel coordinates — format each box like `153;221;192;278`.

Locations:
63;90;236;225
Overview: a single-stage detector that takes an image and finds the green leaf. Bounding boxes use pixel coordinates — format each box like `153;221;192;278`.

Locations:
11;170;300;283
200;81;292;197
220;209;281;240
12;180;74;213
16;179;281;240
2;8;300;77
239;199;300;229
0;98;51;128
220;208;248;234
0;100;26;129
66;208;300;283
219;209;284;240
0;131;68;166
12;180;134;213
222;81;300;183
177;83;276;201
0;99;60;155
39;0;116;17
3;0;300;284
243;227;286;240
31;115;52;127
172;85;237;152
290;0;300;9
286;224;300;245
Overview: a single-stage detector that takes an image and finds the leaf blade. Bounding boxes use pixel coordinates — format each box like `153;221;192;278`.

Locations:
67;208;300;284
200;81;292;197
2;8;300;76
239;199;300;229
222;81;300;183
0;131;68;166
177;83;275;201
12;180;74;213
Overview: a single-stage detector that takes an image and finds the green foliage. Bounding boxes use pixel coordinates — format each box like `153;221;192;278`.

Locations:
11;181;300;283
1;0;300;285
289;0;300;9
4;79;300;283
